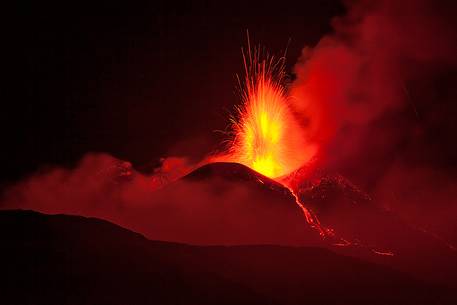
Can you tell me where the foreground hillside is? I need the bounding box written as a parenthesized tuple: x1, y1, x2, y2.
(0, 210, 454, 305)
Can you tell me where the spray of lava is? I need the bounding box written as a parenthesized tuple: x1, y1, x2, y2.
(228, 38, 315, 179)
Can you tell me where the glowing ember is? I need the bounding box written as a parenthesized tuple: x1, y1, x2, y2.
(228, 38, 315, 179)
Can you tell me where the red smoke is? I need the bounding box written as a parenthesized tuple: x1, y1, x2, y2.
(291, 0, 457, 164)
(287, 0, 457, 244)
(1, 153, 315, 246)
(1, 0, 457, 249)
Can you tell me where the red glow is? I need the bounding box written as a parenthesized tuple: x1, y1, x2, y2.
(217, 38, 339, 239)
(220, 40, 395, 253)
(226, 38, 316, 179)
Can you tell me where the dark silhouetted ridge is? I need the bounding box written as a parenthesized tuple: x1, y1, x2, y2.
(0, 209, 455, 305)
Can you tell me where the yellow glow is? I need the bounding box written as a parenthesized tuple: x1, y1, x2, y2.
(229, 47, 315, 179)
(233, 76, 289, 178)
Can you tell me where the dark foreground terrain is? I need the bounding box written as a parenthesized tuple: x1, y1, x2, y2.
(0, 210, 454, 305)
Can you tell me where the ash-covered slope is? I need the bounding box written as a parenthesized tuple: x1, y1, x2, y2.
(184, 162, 291, 195)
(181, 163, 457, 286)
(171, 162, 321, 246)
(1, 210, 453, 305)
(294, 173, 457, 287)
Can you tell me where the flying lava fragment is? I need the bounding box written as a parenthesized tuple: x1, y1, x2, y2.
(227, 37, 316, 179)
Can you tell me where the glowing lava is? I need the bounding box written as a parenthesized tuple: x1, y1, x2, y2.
(222, 40, 334, 239)
(228, 40, 315, 179)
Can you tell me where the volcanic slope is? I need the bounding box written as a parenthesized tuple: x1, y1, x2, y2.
(167, 161, 322, 246)
(181, 162, 457, 287)
(293, 172, 457, 287)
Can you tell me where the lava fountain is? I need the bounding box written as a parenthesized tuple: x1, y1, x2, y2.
(221, 38, 334, 237)
(228, 39, 316, 179)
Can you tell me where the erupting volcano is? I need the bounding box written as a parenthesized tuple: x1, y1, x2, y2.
(4, 1, 457, 303)
(218, 36, 332, 238)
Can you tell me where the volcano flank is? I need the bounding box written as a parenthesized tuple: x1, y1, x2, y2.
(181, 162, 457, 287)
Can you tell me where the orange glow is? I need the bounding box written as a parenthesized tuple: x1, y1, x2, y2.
(229, 42, 315, 179)
(224, 41, 338, 242)
(211, 40, 394, 254)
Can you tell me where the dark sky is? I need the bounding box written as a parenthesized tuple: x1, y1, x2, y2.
(4, 1, 344, 183)
(8, 1, 457, 187)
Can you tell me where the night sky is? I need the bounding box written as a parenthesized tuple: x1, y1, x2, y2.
(6, 1, 345, 184)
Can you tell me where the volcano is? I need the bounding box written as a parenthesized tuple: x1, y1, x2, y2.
(2, 157, 456, 290)
(8, 1, 457, 304)
(175, 162, 457, 287)
(184, 162, 295, 201)
(172, 161, 322, 246)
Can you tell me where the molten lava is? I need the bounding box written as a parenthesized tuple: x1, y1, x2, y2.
(223, 41, 332, 238)
(228, 42, 315, 179)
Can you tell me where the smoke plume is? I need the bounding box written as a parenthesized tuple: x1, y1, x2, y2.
(290, 0, 457, 243)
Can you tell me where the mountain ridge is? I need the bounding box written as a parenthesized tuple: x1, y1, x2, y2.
(1, 209, 454, 305)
